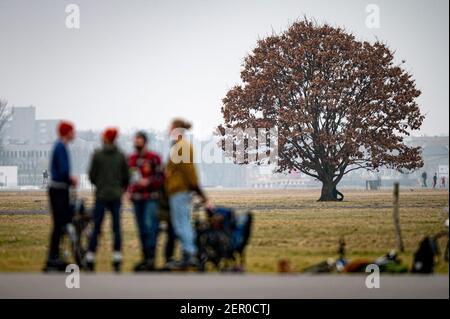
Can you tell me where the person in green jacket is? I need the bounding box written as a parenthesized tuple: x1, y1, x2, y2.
(85, 127, 129, 272)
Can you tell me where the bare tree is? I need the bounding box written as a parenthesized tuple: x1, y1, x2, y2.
(0, 98, 12, 140)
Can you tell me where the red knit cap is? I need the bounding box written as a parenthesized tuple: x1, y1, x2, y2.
(103, 127, 118, 143)
(58, 121, 75, 137)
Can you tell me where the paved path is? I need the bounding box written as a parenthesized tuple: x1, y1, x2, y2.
(0, 273, 448, 299)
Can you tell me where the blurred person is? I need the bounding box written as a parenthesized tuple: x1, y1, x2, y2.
(43, 121, 77, 272)
(157, 189, 177, 264)
(422, 171, 428, 188)
(128, 131, 164, 271)
(433, 173, 438, 189)
(164, 119, 208, 270)
(42, 169, 48, 187)
(85, 128, 129, 272)
(441, 176, 446, 189)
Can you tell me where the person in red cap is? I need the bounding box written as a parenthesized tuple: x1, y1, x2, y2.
(85, 127, 129, 272)
(44, 120, 77, 272)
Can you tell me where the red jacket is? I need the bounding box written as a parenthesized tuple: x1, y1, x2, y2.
(128, 150, 164, 201)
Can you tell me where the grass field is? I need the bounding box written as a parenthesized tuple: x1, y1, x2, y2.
(0, 188, 448, 273)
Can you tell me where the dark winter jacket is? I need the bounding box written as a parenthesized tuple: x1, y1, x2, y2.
(50, 140, 71, 186)
(88, 144, 130, 201)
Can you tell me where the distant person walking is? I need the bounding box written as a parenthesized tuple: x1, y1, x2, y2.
(164, 119, 208, 270)
(42, 169, 48, 187)
(433, 173, 438, 189)
(85, 128, 129, 272)
(128, 131, 164, 271)
(421, 171, 428, 188)
(441, 176, 447, 189)
(43, 121, 77, 272)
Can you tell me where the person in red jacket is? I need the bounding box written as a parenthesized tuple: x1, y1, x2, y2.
(128, 131, 164, 271)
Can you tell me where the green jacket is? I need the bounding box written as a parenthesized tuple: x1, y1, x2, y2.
(88, 144, 130, 201)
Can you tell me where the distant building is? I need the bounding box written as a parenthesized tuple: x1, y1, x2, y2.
(0, 106, 96, 186)
(341, 136, 449, 188)
(35, 119, 59, 144)
(1, 106, 58, 145)
(408, 136, 449, 175)
(2, 106, 35, 144)
(0, 166, 18, 187)
(0, 144, 52, 185)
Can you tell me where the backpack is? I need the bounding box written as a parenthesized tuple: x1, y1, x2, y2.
(206, 207, 253, 253)
(411, 236, 439, 273)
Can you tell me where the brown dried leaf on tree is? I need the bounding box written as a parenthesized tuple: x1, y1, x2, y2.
(219, 19, 424, 201)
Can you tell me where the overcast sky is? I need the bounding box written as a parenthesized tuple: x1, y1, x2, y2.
(0, 0, 448, 137)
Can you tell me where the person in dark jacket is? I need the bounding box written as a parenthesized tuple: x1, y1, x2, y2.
(85, 128, 129, 272)
(422, 171, 428, 188)
(128, 131, 165, 271)
(44, 121, 77, 272)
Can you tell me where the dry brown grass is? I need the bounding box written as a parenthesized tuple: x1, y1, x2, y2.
(0, 188, 448, 273)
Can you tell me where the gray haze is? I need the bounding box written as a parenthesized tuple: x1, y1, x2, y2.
(0, 0, 448, 137)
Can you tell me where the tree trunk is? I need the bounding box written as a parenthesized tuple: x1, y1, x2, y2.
(318, 179, 339, 202)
